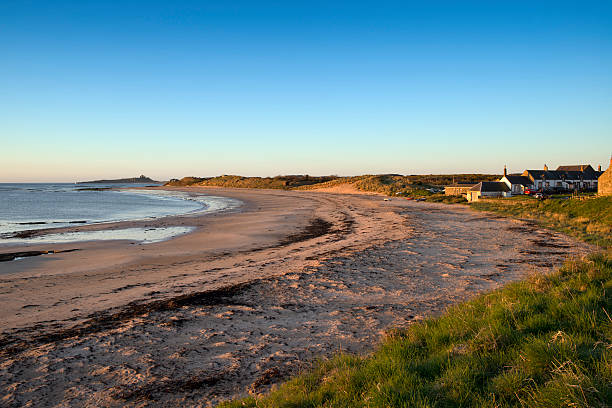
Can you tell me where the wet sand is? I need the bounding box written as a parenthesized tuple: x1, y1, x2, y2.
(0, 188, 593, 407)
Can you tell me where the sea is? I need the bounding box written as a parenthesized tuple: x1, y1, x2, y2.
(0, 183, 241, 245)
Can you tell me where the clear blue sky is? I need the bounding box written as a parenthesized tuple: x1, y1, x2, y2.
(1, 1, 611, 181)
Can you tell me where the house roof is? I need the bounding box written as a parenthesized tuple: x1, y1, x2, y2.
(563, 170, 587, 180)
(502, 175, 533, 186)
(556, 165, 592, 172)
(557, 165, 598, 179)
(470, 182, 510, 192)
(524, 169, 599, 181)
(524, 170, 564, 180)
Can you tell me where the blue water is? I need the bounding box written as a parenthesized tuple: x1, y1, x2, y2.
(0, 183, 241, 242)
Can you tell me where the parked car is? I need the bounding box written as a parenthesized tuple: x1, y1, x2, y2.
(524, 188, 535, 195)
(534, 193, 548, 200)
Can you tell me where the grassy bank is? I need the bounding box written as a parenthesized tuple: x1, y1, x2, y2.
(221, 252, 612, 408)
(470, 196, 612, 248)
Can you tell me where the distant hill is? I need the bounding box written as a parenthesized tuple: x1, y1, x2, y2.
(77, 175, 161, 184)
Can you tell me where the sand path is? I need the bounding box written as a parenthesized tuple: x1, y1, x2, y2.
(0, 188, 592, 407)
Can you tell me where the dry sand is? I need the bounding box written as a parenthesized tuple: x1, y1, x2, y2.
(0, 188, 593, 407)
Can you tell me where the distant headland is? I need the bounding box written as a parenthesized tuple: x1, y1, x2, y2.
(77, 175, 161, 184)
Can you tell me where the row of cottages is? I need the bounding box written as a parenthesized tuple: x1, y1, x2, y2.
(447, 161, 608, 202)
(500, 164, 604, 195)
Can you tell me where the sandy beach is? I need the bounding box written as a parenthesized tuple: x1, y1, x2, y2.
(0, 187, 593, 407)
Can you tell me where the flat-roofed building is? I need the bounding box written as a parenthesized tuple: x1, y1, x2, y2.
(444, 183, 475, 196)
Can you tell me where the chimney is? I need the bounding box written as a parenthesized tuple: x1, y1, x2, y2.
(503, 165, 507, 177)
(599, 164, 602, 172)
(543, 164, 548, 171)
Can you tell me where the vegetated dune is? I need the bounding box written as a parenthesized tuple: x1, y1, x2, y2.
(165, 173, 500, 196)
(165, 175, 337, 189)
(164, 176, 207, 186)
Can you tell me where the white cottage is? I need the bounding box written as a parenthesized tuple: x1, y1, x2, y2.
(499, 166, 533, 195)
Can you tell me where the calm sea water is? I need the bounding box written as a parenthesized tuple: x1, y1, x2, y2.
(0, 183, 241, 244)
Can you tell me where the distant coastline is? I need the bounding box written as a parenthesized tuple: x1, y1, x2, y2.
(76, 175, 162, 184)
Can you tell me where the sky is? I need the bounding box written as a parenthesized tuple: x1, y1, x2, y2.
(1, 1, 611, 182)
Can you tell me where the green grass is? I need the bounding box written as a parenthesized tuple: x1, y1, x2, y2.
(424, 194, 469, 204)
(469, 196, 612, 248)
(221, 252, 612, 408)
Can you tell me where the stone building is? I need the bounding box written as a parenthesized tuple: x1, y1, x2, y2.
(444, 183, 475, 196)
(598, 157, 612, 196)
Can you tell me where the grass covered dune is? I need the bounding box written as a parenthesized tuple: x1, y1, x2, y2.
(222, 252, 612, 407)
(165, 174, 499, 196)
